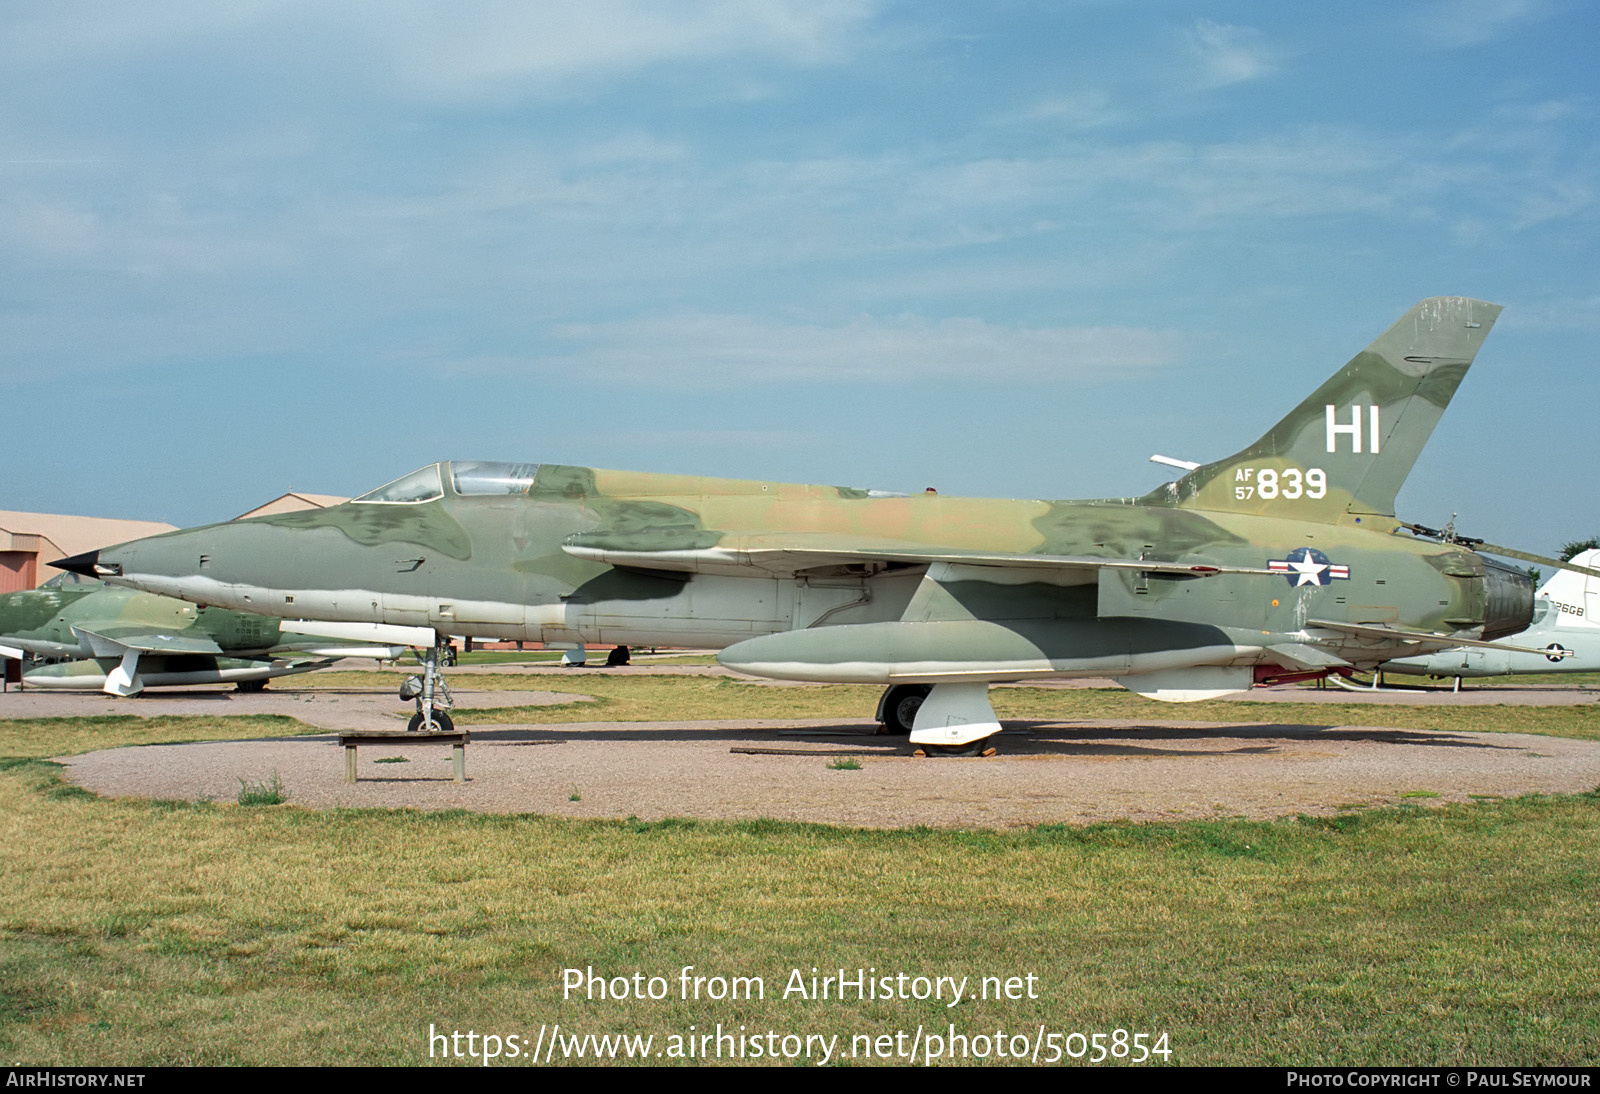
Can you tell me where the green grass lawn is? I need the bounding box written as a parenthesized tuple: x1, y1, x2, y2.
(2, 680, 1598, 1066)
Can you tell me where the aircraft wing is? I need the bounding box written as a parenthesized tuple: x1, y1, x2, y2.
(563, 530, 1275, 579)
(1306, 619, 1572, 658)
(71, 625, 225, 658)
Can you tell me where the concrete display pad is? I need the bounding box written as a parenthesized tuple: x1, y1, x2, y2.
(50, 709, 1600, 828)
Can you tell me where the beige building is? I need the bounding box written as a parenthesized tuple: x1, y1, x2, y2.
(233, 492, 349, 520)
(0, 511, 178, 594)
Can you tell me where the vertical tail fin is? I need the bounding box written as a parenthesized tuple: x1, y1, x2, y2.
(1147, 297, 1502, 524)
(1538, 548, 1600, 624)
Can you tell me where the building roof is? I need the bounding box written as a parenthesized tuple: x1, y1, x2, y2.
(233, 492, 350, 520)
(0, 510, 177, 561)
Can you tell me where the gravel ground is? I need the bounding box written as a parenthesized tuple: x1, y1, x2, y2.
(38, 684, 1600, 827)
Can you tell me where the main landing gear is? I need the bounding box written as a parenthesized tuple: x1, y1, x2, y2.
(877, 681, 1001, 756)
(400, 637, 455, 733)
(876, 683, 929, 735)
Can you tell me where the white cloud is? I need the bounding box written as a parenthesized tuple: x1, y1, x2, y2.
(494, 312, 1182, 385)
(1007, 91, 1124, 131)
(1183, 20, 1277, 89)
(387, 0, 875, 90)
(1413, 0, 1554, 48)
(0, 1, 878, 101)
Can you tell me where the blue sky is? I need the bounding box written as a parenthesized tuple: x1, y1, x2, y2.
(3, 1, 1596, 555)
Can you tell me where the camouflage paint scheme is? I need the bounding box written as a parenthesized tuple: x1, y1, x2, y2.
(65, 298, 1536, 746)
(0, 572, 402, 695)
(1381, 549, 1600, 679)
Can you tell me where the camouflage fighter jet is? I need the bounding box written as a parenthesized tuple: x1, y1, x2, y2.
(55, 297, 1588, 750)
(0, 572, 405, 696)
(1377, 548, 1600, 681)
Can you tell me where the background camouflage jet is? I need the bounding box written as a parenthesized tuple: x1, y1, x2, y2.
(60, 298, 1572, 750)
(1378, 548, 1600, 681)
(0, 572, 404, 696)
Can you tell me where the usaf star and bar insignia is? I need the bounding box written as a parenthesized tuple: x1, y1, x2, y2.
(1268, 547, 1351, 587)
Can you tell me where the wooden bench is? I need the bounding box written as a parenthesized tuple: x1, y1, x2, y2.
(339, 731, 468, 784)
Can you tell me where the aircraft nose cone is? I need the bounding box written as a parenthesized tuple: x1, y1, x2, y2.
(52, 550, 107, 578)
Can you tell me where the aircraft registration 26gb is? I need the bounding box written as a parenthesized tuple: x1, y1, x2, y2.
(58, 298, 1581, 753)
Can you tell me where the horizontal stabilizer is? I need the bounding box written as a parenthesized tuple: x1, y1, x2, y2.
(1307, 618, 1567, 657)
(1475, 542, 1600, 581)
(1400, 526, 1600, 581)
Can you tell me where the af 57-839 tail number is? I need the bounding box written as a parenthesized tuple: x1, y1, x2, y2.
(1234, 467, 1328, 502)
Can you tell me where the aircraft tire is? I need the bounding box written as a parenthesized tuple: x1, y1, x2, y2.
(879, 684, 931, 735)
(407, 711, 456, 734)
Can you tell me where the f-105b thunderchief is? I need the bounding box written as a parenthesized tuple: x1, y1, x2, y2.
(57, 298, 1587, 751)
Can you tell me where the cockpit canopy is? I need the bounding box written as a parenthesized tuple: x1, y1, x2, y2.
(353, 461, 540, 504)
(451, 461, 540, 496)
(38, 571, 96, 590)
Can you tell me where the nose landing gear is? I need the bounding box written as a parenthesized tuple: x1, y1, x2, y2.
(400, 637, 455, 732)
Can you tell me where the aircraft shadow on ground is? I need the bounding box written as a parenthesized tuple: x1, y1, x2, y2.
(39, 703, 1517, 763)
(445, 719, 1516, 759)
(998, 720, 1514, 756)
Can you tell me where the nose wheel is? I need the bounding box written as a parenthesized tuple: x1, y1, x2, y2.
(408, 709, 455, 734)
(400, 637, 455, 732)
